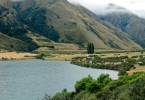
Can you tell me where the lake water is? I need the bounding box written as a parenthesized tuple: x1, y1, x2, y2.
(0, 60, 118, 100)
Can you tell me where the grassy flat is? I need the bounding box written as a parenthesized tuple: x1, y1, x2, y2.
(0, 52, 37, 60)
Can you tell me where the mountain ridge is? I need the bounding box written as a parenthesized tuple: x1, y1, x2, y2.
(0, 0, 142, 51)
(91, 3, 145, 47)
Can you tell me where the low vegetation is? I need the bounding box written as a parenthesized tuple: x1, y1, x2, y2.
(71, 54, 145, 76)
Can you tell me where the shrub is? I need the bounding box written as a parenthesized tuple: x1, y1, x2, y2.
(75, 75, 93, 92)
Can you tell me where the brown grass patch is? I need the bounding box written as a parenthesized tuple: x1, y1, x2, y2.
(0, 52, 37, 60)
(127, 65, 145, 75)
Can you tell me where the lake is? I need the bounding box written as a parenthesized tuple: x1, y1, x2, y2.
(0, 60, 118, 100)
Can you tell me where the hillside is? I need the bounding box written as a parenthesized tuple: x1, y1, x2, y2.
(0, 0, 142, 51)
(94, 4, 145, 47)
(0, 32, 30, 51)
(0, 1, 38, 51)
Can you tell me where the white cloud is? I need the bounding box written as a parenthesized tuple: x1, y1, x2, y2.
(68, 0, 145, 18)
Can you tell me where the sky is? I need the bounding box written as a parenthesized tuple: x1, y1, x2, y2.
(68, 0, 145, 18)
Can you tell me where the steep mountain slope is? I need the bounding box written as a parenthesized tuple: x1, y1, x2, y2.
(0, 1, 38, 51)
(94, 4, 145, 47)
(0, 32, 29, 51)
(0, 0, 142, 50)
(74, 4, 142, 50)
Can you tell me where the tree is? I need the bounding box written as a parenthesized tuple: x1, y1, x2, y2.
(87, 43, 94, 54)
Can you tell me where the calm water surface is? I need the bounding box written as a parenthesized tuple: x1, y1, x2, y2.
(0, 60, 118, 100)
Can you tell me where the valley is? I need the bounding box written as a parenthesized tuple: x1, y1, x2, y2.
(1, 0, 145, 100)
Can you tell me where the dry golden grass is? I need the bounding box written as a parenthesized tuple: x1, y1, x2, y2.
(127, 65, 145, 75)
(0, 52, 37, 60)
(97, 51, 145, 58)
(27, 32, 79, 51)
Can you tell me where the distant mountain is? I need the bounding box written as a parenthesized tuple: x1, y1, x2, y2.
(94, 3, 145, 47)
(0, 0, 142, 51)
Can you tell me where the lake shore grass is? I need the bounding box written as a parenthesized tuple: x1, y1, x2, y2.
(0, 52, 37, 60)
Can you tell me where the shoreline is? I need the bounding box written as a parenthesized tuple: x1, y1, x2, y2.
(1, 52, 145, 75)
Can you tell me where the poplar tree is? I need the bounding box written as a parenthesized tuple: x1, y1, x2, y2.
(87, 43, 94, 54)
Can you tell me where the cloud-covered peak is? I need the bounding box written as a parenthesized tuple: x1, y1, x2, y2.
(107, 3, 125, 10)
(68, 0, 145, 18)
(88, 3, 130, 15)
(99, 3, 130, 15)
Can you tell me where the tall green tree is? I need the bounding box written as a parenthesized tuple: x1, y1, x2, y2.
(87, 43, 94, 54)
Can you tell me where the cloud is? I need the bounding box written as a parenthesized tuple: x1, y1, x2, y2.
(68, 0, 145, 18)
(11, 0, 23, 1)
